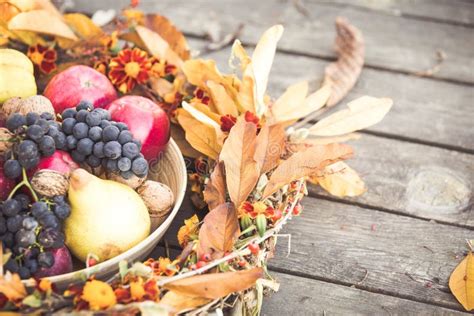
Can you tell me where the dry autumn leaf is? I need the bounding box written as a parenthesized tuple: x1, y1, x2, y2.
(63, 13, 104, 39)
(203, 161, 227, 210)
(0, 271, 27, 301)
(311, 161, 366, 197)
(135, 25, 183, 68)
(310, 96, 393, 137)
(164, 267, 263, 300)
(8, 9, 78, 40)
(160, 291, 211, 314)
(324, 17, 365, 107)
(449, 251, 474, 311)
(220, 119, 260, 207)
(169, 124, 201, 159)
(230, 39, 256, 114)
(197, 203, 239, 259)
(263, 143, 353, 198)
(207, 80, 239, 117)
(254, 123, 286, 174)
(270, 81, 308, 121)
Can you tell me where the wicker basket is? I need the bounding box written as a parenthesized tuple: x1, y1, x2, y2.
(22, 138, 187, 289)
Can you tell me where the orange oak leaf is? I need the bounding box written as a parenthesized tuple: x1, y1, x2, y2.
(324, 17, 364, 107)
(197, 203, 239, 259)
(449, 251, 474, 311)
(163, 268, 263, 299)
(263, 143, 353, 198)
(254, 123, 286, 175)
(220, 118, 259, 207)
(203, 161, 227, 210)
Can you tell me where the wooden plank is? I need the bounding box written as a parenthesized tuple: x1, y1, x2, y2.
(309, 0, 474, 27)
(202, 46, 474, 153)
(160, 197, 472, 310)
(72, 0, 474, 84)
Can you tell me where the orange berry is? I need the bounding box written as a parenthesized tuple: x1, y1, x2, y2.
(292, 203, 303, 216)
(87, 258, 97, 267)
(196, 260, 206, 269)
(201, 253, 211, 262)
(238, 260, 247, 267)
(248, 243, 259, 255)
(272, 209, 283, 221)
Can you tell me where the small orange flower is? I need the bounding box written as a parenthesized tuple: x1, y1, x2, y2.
(108, 48, 151, 93)
(81, 280, 116, 310)
(27, 44, 57, 74)
(150, 57, 178, 78)
(239, 201, 274, 219)
(244, 111, 260, 126)
(177, 214, 199, 247)
(130, 277, 146, 301)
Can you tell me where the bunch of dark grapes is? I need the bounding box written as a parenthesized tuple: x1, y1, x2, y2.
(3, 111, 65, 179)
(0, 194, 70, 279)
(59, 101, 149, 179)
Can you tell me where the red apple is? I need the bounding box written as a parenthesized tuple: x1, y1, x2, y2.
(106, 96, 170, 161)
(31, 151, 79, 176)
(34, 246, 73, 278)
(44, 65, 117, 114)
(0, 162, 16, 200)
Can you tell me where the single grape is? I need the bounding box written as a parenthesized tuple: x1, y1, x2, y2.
(117, 157, 131, 172)
(15, 229, 36, 247)
(132, 157, 148, 177)
(36, 118, 50, 134)
(71, 150, 86, 163)
(17, 140, 38, 159)
(72, 122, 89, 139)
(0, 216, 6, 234)
(40, 112, 54, 120)
(38, 251, 55, 268)
(120, 170, 134, 179)
(48, 120, 60, 129)
(23, 247, 39, 260)
(53, 132, 67, 150)
(2, 199, 21, 217)
(4, 258, 19, 273)
(102, 125, 120, 142)
(38, 228, 64, 248)
(14, 193, 30, 210)
(18, 155, 40, 170)
(3, 159, 22, 179)
(6, 113, 26, 132)
(53, 203, 71, 220)
(38, 213, 60, 229)
(66, 135, 78, 150)
(76, 110, 89, 122)
(132, 139, 142, 151)
(105, 158, 118, 172)
(93, 142, 105, 158)
(26, 112, 40, 126)
(0, 231, 14, 248)
(114, 122, 128, 131)
(86, 110, 102, 126)
(95, 108, 111, 121)
(39, 135, 56, 156)
(99, 120, 112, 129)
(122, 142, 140, 159)
(18, 266, 31, 279)
(62, 118, 76, 135)
(26, 124, 45, 143)
(88, 126, 102, 142)
(62, 108, 77, 120)
(24, 259, 38, 274)
(104, 141, 121, 159)
(77, 138, 94, 156)
(52, 195, 66, 205)
(22, 216, 38, 230)
(6, 215, 23, 232)
(47, 126, 60, 138)
(86, 155, 101, 168)
(76, 100, 94, 111)
(31, 202, 48, 218)
(118, 130, 133, 145)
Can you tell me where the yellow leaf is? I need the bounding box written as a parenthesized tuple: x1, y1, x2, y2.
(176, 109, 221, 160)
(310, 96, 393, 136)
(183, 59, 224, 88)
(63, 13, 103, 39)
(207, 80, 238, 116)
(230, 40, 256, 114)
(252, 25, 284, 116)
(170, 124, 201, 159)
(312, 161, 366, 197)
(270, 81, 308, 122)
(160, 291, 211, 313)
(182, 101, 220, 129)
(450, 251, 474, 311)
(0, 271, 27, 301)
(135, 25, 183, 68)
(8, 9, 78, 40)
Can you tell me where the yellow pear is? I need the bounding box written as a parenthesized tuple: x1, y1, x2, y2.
(0, 49, 36, 103)
(65, 169, 150, 262)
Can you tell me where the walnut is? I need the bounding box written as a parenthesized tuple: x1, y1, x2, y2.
(31, 170, 69, 197)
(106, 171, 146, 190)
(137, 180, 174, 231)
(0, 128, 14, 156)
(0, 95, 55, 122)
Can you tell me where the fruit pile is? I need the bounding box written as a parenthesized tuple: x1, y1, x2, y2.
(0, 51, 174, 280)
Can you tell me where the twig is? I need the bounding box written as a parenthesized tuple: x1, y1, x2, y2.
(274, 234, 292, 258)
(413, 50, 446, 78)
(356, 268, 368, 285)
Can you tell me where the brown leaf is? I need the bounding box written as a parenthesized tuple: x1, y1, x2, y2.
(144, 14, 190, 61)
(254, 123, 286, 175)
(263, 143, 353, 198)
(449, 251, 474, 311)
(203, 161, 227, 210)
(197, 203, 239, 259)
(164, 268, 263, 299)
(324, 17, 364, 107)
(160, 291, 211, 314)
(135, 25, 183, 68)
(220, 118, 259, 207)
(311, 161, 366, 197)
(8, 10, 78, 40)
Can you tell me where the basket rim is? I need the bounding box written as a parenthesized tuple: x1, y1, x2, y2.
(21, 138, 188, 287)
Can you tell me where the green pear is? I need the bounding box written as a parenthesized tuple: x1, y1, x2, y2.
(65, 169, 150, 262)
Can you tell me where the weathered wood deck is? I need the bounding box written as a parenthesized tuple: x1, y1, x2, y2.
(75, 1, 474, 314)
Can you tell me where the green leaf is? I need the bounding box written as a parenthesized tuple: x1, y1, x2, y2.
(119, 260, 128, 281)
(22, 294, 41, 308)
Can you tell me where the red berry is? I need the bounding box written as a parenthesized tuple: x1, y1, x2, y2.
(189, 264, 197, 271)
(201, 253, 212, 262)
(196, 260, 206, 269)
(87, 258, 97, 267)
(292, 203, 303, 216)
(238, 260, 247, 267)
(272, 209, 283, 221)
(248, 243, 260, 255)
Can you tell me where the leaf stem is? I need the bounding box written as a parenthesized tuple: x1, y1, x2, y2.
(7, 168, 38, 202)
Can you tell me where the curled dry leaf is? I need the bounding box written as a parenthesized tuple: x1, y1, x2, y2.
(324, 17, 364, 107)
(207, 80, 239, 117)
(170, 123, 201, 159)
(230, 40, 256, 114)
(0, 271, 27, 301)
(203, 161, 227, 211)
(63, 13, 104, 40)
(159, 291, 211, 314)
(449, 251, 474, 311)
(270, 81, 308, 122)
(164, 267, 263, 300)
(254, 123, 286, 175)
(310, 96, 393, 137)
(311, 161, 366, 197)
(263, 143, 353, 198)
(8, 10, 78, 40)
(135, 25, 183, 68)
(197, 203, 239, 259)
(220, 118, 259, 207)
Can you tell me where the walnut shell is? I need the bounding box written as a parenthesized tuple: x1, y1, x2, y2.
(31, 170, 69, 197)
(107, 171, 146, 190)
(0, 128, 14, 156)
(0, 95, 55, 123)
(137, 180, 174, 217)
